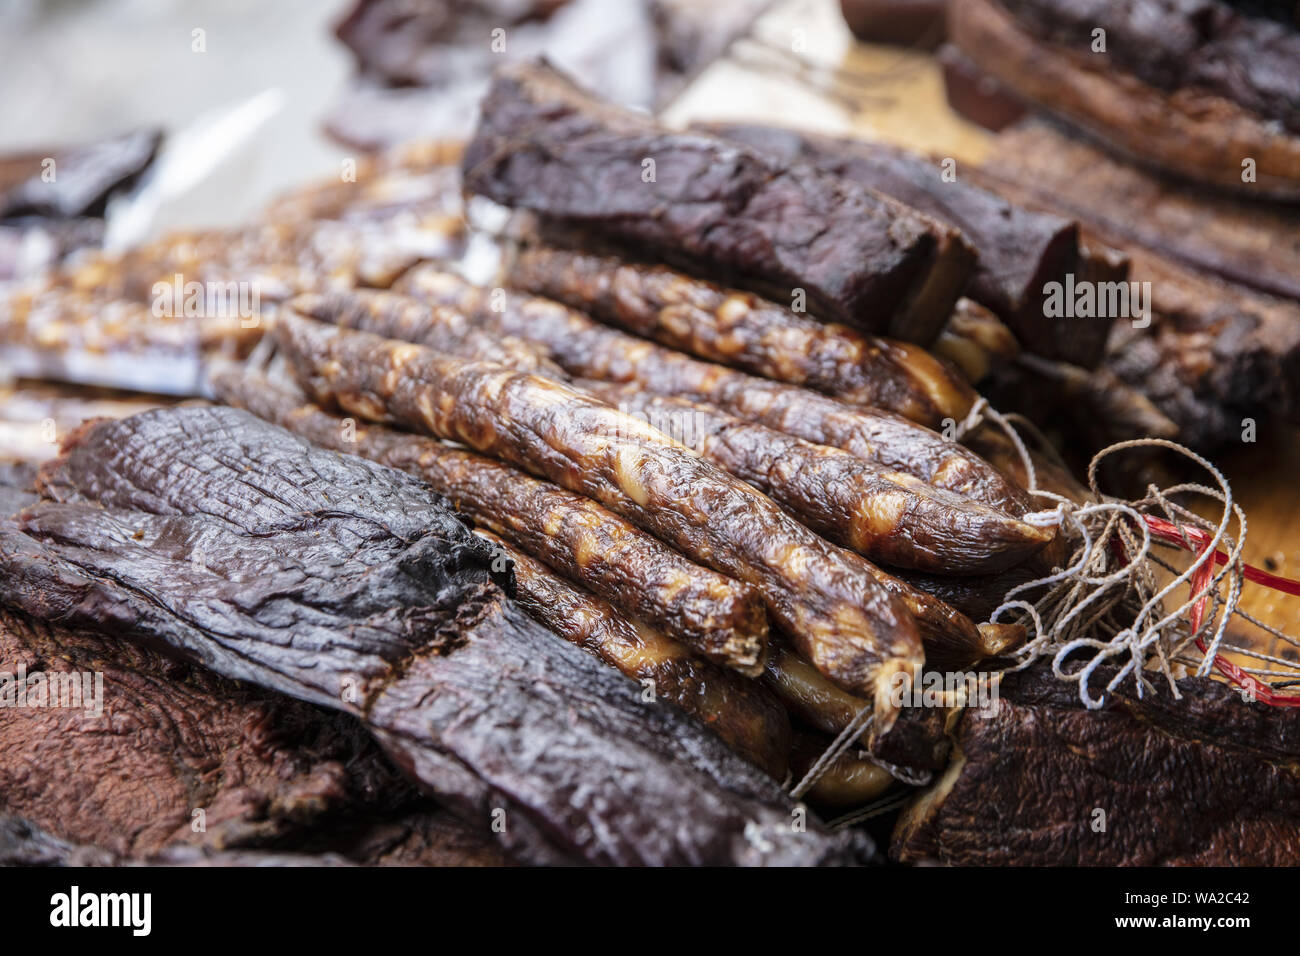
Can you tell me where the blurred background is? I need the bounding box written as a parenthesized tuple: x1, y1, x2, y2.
(0, 0, 354, 232)
(0, 0, 966, 245)
(0, 0, 777, 239)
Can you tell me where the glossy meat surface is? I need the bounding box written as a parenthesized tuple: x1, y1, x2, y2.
(699, 123, 1112, 367)
(583, 381, 1052, 575)
(274, 313, 924, 727)
(462, 59, 971, 341)
(396, 268, 1029, 514)
(0, 406, 861, 865)
(292, 289, 566, 380)
(475, 531, 791, 779)
(210, 367, 771, 675)
(511, 243, 976, 425)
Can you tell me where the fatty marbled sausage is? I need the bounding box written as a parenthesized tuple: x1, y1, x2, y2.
(474, 530, 791, 779)
(273, 313, 924, 732)
(394, 268, 1029, 514)
(210, 367, 771, 675)
(511, 244, 975, 427)
(580, 380, 1053, 574)
(291, 289, 567, 380)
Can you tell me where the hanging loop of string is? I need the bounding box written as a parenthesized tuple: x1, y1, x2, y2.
(960, 403, 1300, 709)
(791, 401, 1300, 804)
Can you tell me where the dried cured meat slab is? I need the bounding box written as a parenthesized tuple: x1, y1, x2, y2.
(0, 406, 860, 866)
(697, 122, 1116, 368)
(462, 59, 974, 343)
(894, 662, 1300, 865)
(209, 365, 771, 675)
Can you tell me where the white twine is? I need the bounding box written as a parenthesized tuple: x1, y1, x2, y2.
(789, 707, 876, 800)
(795, 399, 1295, 807)
(960, 404, 1272, 710)
(787, 703, 932, 803)
(825, 790, 916, 831)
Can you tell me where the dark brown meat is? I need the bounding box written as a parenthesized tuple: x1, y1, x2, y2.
(963, 426, 1092, 518)
(980, 121, 1300, 304)
(210, 367, 771, 675)
(936, 44, 1028, 132)
(839, 0, 946, 47)
(288, 288, 1040, 586)
(967, 127, 1300, 442)
(335, 0, 572, 87)
(1, 406, 860, 866)
(931, 297, 1020, 384)
(698, 121, 1116, 367)
(273, 313, 924, 729)
(510, 243, 976, 426)
(765, 644, 954, 773)
(790, 733, 895, 808)
(395, 269, 1030, 514)
(0, 813, 355, 867)
(996, 0, 1300, 132)
(579, 382, 1028, 672)
(0, 129, 161, 221)
(950, 0, 1300, 198)
(984, 355, 1181, 453)
(252, 341, 1001, 675)
(0, 607, 418, 859)
(581, 381, 1052, 575)
(895, 564, 1046, 624)
(893, 661, 1300, 865)
(0, 805, 512, 867)
(280, 290, 1027, 670)
(1104, 266, 1300, 445)
(306, 810, 516, 867)
(474, 531, 791, 778)
(461, 59, 974, 343)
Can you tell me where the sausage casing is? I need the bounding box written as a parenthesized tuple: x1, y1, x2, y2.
(475, 531, 792, 779)
(210, 367, 771, 675)
(511, 244, 975, 427)
(395, 268, 1029, 515)
(273, 313, 925, 732)
(581, 381, 1053, 575)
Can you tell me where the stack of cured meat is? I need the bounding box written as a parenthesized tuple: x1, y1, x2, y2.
(3, 47, 1299, 866)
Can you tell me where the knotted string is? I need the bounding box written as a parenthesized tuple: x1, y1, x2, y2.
(793, 399, 1298, 805)
(957, 404, 1293, 709)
